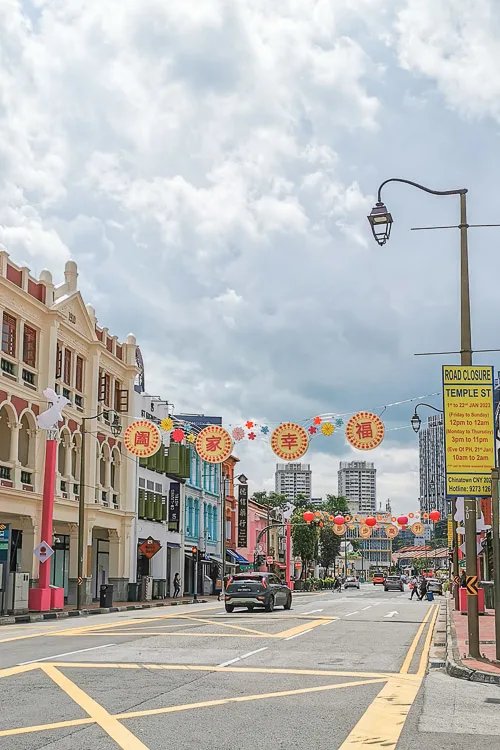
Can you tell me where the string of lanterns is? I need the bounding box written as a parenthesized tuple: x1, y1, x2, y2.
(301, 509, 442, 539)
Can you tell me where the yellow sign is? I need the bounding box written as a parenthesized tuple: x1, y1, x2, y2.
(442, 365, 495, 496)
(447, 513, 453, 546)
(466, 575, 478, 596)
(124, 420, 162, 457)
(270, 423, 309, 461)
(345, 412, 384, 451)
(195, 425, 233, 464)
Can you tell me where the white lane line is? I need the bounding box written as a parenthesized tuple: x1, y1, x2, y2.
(302, 609, 324, 615)
(384, 611, 399, 618)
(18, 643, 115, 666)
(371, 602, 381, 606)
(361, 606, 372, 611)
(345, 612, 358, 617)
(217, 647, 268, 667)
(284, 628, 314, 641)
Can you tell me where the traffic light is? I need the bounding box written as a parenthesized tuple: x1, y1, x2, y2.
(191, 546, 198, 557)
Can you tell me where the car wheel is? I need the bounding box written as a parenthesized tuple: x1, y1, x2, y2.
(225, 604, 234, 613)
(284, 594, 292, 610)
(264, 596, 275, 613)
(384, 587, 388, 592)
(247, 606, 254, 611)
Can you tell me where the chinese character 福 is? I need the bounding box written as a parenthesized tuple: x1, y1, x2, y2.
(356, 422, 373, 439)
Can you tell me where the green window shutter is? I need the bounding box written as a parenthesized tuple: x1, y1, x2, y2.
(179, 446, 190, 478)
(154, 495, 162, 521)
(138, 489, 146, 518)
(145, 492, 154, 518)
(167, 444, 180, 475)
(139, 457, 147, 468)
(162, 498, 168, 521)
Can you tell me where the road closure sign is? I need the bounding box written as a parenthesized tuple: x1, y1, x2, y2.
(442, 365, 495, 496)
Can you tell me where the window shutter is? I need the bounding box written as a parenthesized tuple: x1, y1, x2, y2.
(117, 389, 129, 413)
(98, 372, 107, 402)
(56, 344, 62, 379)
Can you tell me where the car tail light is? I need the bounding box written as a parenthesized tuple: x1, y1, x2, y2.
(261, 578, 267, 588)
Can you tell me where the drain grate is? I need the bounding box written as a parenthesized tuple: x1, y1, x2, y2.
(485, 698, 500, 704)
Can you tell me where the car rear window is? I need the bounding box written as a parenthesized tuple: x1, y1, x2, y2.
(232, 575, 261, 583)
(387, 577, 400, 581)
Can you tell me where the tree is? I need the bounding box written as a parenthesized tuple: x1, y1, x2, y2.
(292, 492, 310, 510)
(433, 519, 448, 540)
(322, 494, 350, 515)
(319, 525, 340, 576)
(291, 508, 318, 578)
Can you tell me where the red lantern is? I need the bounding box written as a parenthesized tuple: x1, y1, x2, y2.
(429, 510, 441, 523)
(397, 515, 408, 530)
(366, 516, 377, 527)
(334, 515, 345, 525)
(303, 511, 314, 524)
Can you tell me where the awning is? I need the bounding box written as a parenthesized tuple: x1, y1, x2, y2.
(167, 542, 180, 548)
(226, 549, 250, 564)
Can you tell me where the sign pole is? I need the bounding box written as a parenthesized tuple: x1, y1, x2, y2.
(285, 521, 291, 588)
(491, 466, 500, 661)
(76, 419, 86, 611)
(193, 553, 198, 603)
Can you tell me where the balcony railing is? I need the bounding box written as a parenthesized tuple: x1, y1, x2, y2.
(21, 471, 32, 485)
(0, 466, 11, 480)
(60, 480, 67, 493)
(0, 359, 15, 377)
(22, 369, 36, 386)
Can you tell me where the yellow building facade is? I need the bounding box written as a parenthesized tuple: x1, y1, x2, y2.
(0, 250, 138, 605)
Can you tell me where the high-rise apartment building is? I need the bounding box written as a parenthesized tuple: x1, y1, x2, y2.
(419, 414, 446, 517)
(275, 463, 312, 503)
(337, 461, 376, 514)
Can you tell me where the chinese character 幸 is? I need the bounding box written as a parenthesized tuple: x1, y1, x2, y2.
(281, 432, 298, 449)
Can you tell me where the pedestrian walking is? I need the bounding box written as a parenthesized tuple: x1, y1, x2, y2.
(418, 576, 428, 601)
(173, 572, 181, 598)
(409, 576, 419, 600)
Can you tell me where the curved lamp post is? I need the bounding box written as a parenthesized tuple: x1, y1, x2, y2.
(76, 410, 121, 610)
(410, 403, 444, 434)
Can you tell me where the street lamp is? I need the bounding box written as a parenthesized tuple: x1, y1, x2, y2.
(410, 403, 444, 434)
(76, 409, 122, 610)
(367, 202, 393, 245)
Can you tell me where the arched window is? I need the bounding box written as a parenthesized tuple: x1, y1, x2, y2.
(186, 497, 194, 537)
(111, 448, 121, 492)
(72, 433, 81, 482)
(194, 500, 200, 538)
(58, 428, 71, 476)
(100, 443, 110, 487)
(213, 506, 218, 542)
(207, 505, 213, 541)
(0, 404, 14, 464)
(18, 411, 36, 468)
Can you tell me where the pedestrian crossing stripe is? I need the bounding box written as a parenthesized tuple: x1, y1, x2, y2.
(466, 575, 478, 595)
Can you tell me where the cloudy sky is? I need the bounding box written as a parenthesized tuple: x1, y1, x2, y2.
(2, 0, 500, 512)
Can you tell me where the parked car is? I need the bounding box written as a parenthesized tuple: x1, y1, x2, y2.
(344, 576, 360, 590)
(384, 575, 404, 592)
(426, 578, 443, 595)
(373, 572, 385, 585)
(224, 573, 292, 612)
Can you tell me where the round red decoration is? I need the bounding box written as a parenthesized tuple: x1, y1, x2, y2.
(313, 416, 322, 425)
(429, 510, 441, 523)
(171, 428, 185, 443)
(334, 515, 345, 525)
(308, 426, 317, 434)
(365, 516, 377, 527)
(303, 511, 314, 524)
(248, 432, 256, 440)
(345, 411, 385, 450)
(397, 515, 409, 530)
(245, 421, 254, 429)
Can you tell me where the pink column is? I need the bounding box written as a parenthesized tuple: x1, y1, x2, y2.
(28, 438, 61, 611)
(286, 521, 292, 589)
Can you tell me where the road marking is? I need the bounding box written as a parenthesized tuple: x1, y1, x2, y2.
(345, 612, 358, 617)
(41, 664, 148, 749)
(277, 617, 334, 639)
(18, 643, 115, 665)
(57, 630, 273, 638)
(338, 606, 438, 749)
(361, 606, 371, 610)
(372, 602, 381, 606)
(218, 647, 268, 667)
(302, 609, 324, 614)
(181, 616, 267, 636)
(0, 677, 388, 739)
(384, 611, 399, 618)
(399, 606, 433, 675)
(284, 628, 314, 641)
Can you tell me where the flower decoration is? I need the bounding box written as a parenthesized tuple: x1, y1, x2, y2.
(187, 434, 196, 443)
(321, 422, 335, 436)
(308, 426, 317, 435)
(313, 416, 322, 425)
(232, 427, 245, 441)
(160, 417, 174, 432)
(171, 428, 185, 443)
(248, 432, 256, 440)
(260, 425, 269, 434)
(335, 418, 344, 428)
(245, 421, 254, 429)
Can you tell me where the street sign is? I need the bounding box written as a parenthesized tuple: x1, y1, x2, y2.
(138, 537, 161, 560)
(266, 556, 273, 564)
(33, 541, 54, 563)
(466, 575, 478, 596)
(454, 575, 459, 585)
(442, 365, 495, 496)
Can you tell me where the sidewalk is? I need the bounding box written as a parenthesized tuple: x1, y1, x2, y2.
(0, 595, 216, 626)
(447, 598, 500, 684)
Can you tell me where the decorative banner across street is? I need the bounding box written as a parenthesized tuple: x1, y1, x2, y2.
(442, 365, 495, 496)
(237, 483, 248, 548)
(385, 525, 398, 539)
(358, 524, 372, 539)
(333, 524, 346, 535)
(195, 425, 233, 464)
(271, 422, 309, 461)
(410, 522, 424, 536)
(124, 420, 161, 457)
(345, 412, 385, 451)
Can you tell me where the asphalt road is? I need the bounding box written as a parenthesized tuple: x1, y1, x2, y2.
(0, 584, 498, 749)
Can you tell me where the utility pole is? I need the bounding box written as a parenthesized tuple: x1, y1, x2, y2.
(491, 466, 500, 661)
